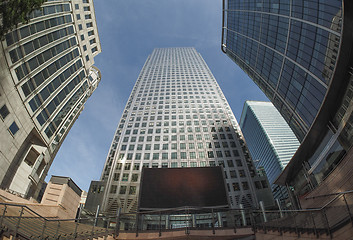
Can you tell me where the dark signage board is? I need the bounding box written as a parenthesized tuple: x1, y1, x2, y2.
(139, 167, 229, 210)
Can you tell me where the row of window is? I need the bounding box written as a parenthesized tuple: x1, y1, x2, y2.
(114, 159, 243, 172)
(9, 23, 74, 63)
(37, 70, 85, 126)
(45, 81, 88, 138)
(21, 48, 80, 97)
(124, 126, 232, 134)
(120, 141, 240, 151)
(25, 37, 77, 75)
(115, 149, 240, 161)
(5, 5, 71, 46)
(0, 105, 19, 136)
(29, 59, 83, 113)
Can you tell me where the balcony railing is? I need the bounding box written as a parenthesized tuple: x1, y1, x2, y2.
(1, 190, 353, 239)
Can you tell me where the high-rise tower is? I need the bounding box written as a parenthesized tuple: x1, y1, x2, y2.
(239, 101, 300, 201)
(0, 0, 101, 199)
(88, 48, 272, 214)
(222, 1, 353, 206)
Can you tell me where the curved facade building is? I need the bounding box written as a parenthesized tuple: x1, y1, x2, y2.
(222, 0, 353, 206)
(0, 0, 101, 199)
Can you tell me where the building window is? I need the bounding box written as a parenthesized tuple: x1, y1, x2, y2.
(131, 174, 138, 181)
(0, 105, 10, 120)
(233, 183, 240, 191)
(124, 163, 131, 170)
(119, 186, 127, 194)
(9, 121, 19, 135)
(113, 173, 120, 181)
(24, 147, 39, 167)
(242, 182, 249, 190)
(133, 163, 140, 170)
(75, 4, 79, 9)
(110, 185, 117, 194)
(78, 24, 82, 30)
(122, 173, 129, 181)
(134, 153, 141, 160)
(129, 186, 136, 195)
(76, 14, 81, 20)
(190, 162, 197, 167)
(83, 45, 87, 51)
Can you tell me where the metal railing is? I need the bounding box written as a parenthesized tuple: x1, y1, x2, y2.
(252, 190, 353, 238)
(2, 191, 353, 239)
(116, 206, 254, 237)
(0, 202, 116, 239)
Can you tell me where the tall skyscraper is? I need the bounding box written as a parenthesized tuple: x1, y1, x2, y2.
(0, 0, 101, 199)
(239, 101, 300, 201)
(222, 1, 353, 206)
(87, 48, 272, 214)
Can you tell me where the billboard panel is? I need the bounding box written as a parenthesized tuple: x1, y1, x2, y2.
(139, 167, 229, 210)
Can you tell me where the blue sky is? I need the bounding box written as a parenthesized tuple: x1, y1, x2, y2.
(46, 0, 268, 191)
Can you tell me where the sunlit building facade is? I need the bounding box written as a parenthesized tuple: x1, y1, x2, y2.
(222, 1, 353, 207)
(90, 48, 272, 215)
(0, 0, 101, 199)
(239, 101, 299, 201)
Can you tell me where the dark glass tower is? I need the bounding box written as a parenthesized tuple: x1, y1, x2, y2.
(222, 1, 353, 207)
(222, 0, 342, 141)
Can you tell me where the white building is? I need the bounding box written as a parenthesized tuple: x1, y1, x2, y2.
(240, 101, 300, 201)
(0, 0, 101, 199)
(88, 48, 272, 214)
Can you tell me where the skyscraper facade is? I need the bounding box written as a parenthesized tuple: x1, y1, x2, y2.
(222, 0, 343, 141)
(222, 1, 353, 205)
(239, 101, 299, 201)
(93, 48, 271, 214)
(0, 0, 101, 199)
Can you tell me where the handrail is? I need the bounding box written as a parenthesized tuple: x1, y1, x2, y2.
(120, 206, 234, 216)
(305, 189, 353, 200)
(252, 190, 353, 216)
(0, 202, 48, 220)
(0, 202, 115, 222)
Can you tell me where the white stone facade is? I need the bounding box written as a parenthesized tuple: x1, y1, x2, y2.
(99, 48, 266, 214)
(0, 0, 101, 199)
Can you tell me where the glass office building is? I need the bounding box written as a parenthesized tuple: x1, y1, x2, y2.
(222, 0, 353, 206)
(239, 101, 299, 201)
(222, 0, 342, 141)
(87, 48, 273, 214)
(0, 0, 101, 199)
